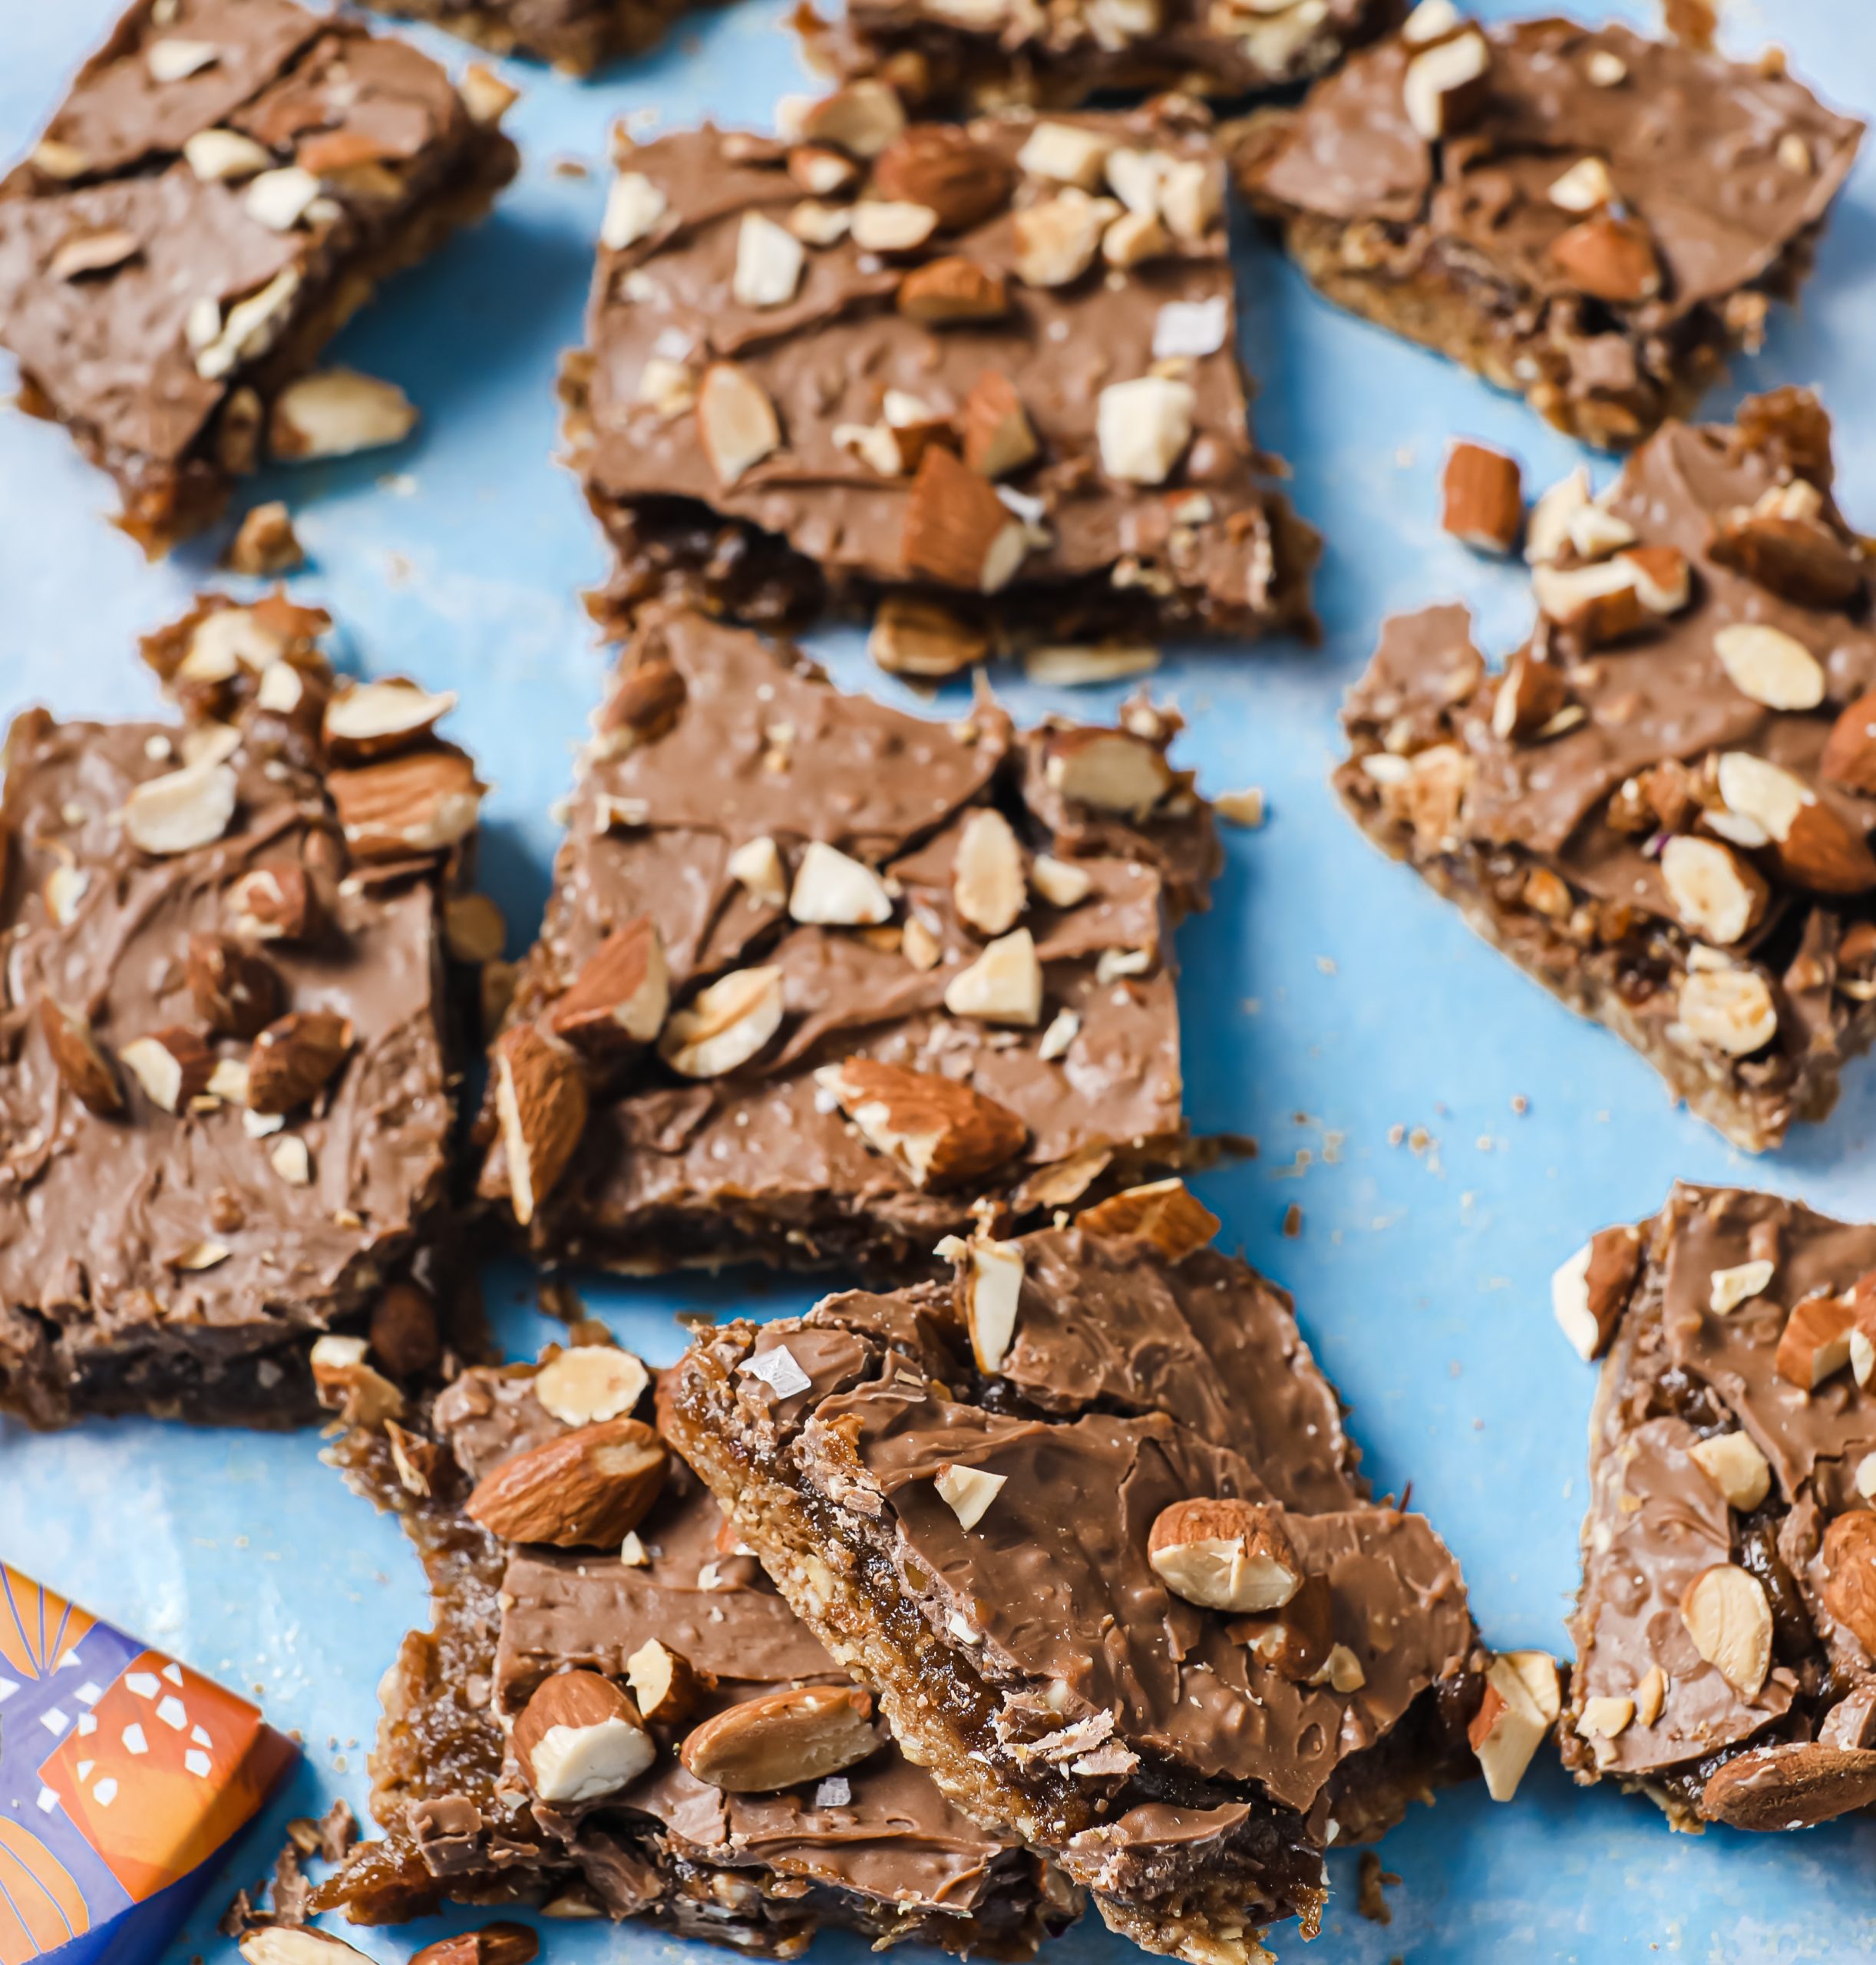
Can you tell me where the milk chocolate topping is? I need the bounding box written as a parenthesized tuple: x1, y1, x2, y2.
(0, 595, 481, 1427)
(356, 0, 685, 75)
(573, 106, 1314, 642)
(486, 606, 1219, 1276)
(0, 0, 514, 547)
(1567, 1185, 1876, 1823)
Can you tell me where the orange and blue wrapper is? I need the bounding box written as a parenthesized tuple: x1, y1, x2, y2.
(0, 1563, 297, 1963)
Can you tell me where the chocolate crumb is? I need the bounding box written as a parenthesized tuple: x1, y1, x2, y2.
(1356, 1850, 1399, 1926)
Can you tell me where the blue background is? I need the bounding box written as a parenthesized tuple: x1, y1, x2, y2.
(3, 1, 1874, 1957)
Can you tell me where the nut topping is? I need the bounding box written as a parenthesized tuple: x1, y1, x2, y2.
(120, 1028, 215, 1114)
(188, 933, 282, 1038)
(1402, 28, 1491, 140)
(871, 127, 1012, 230)
(1821, 691, 1876, 795)
(1820, 1511, 1876, 1657)
(122, 757, 238, 856)
(897, 257, 1008, 323)
(962, 373, 1039, 481)
(1680, 1563, 1772, 1697)
(270, 369, 418, 461)
(1490, 651, 1567, 741)
(817, 1057, 1027, 1190)
(409, 1924, 540, 1965)
(1148, 1499, 1301, 1613)
(230, 862, 319, 942)
(953, 807, 1027, 936)
(626, 1638, 702, 1726)
(514, 1669, 656, 1804)
(1551, 1224, 1641, 1361)
(962, 1234, 1025, 1372)
(309, 1333, 405, 1432)
(1713, 623, 1825, 711)
(934, 1461, 1007, 1529)
(247, 1010, 353, 1115)
(1547, 214, 1660, 303)
(902, 447, 1028, 593)
(1234, 1570, 1335, 1683)
(239, 1930, 379, 1964)
(467, 1417, 667, 1547)
(679, 1686, 877, 1793)
(1078, 1179, 1222, 1260)
(696, 363, 781, 485)
(726, 835, 789, 907)
(1468, 1651, 1561, 1802)
(1687, 1431, 1772, 1512)
(1660, 837, 1768, 946)
(943, 926, 1043, 1025)
(1044, 728, 1173, 815)
(549, 919, 670, 1054)
(494, 1025, 589, 1224)
(324, 679, 457, 760)
(1676, 966, 1777, 1058)
(534, 1345, 650, 1427)
(1710, 504, 1864, 608)
(369, 1280, 441, 1380)
(732, 212, 805, 309)
(789, 841, 895, 926)
(1441, 441, 1523, 554)
(659, 966, 786, 1078)
(38, 999, 122, 1115)
(1701, 1741, 1876, 1832)
(1097, 376, 1193, 486)
(1774, 1293, 1858, 1391)
(328, 748, 484, 860)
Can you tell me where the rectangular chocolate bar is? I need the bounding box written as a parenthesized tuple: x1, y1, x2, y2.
(564, 98, 1316, 663)
(0, 593, 489, 1427)
(800, 0, 1404, 116)
(0, 1560, 298, 1963)
(1234, 13, 1861, 449)
(1554, 1184, 1876, 1832)
(477, 603, 1219, 1276)
(1336, 389, 1876, 1153)
(319, 1345, 1076, 1953)
(356, 0, 692, 74)
(0, 0, 517, 553)
(667, 1198, 1491, 1963)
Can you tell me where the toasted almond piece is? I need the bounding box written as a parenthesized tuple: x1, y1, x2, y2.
(1681, 1563, 1772, 1696)
(626, 1638, 701, 1726)
(1820, 1511, 1876, 1656)
(239, 1928, 381, 1964)
(897, 256, 1008, 323)
(536, 1345, 650, 1428)
(927, 1460, 1003, 1528)
(328, 748, 484, 860)
(962, 373, 1038, 481)
(1702, 1739, 1876, 1831)
(946, 1234, 1025, 1372)
(1717, 751, 1876, 893)
(410, 1926, 537, 1965)
(444, 891, 506, 966)
(38, 999, 122, 1115)
(1102, 206, 1170, 269)
(953, 808, 1026, 936)
(788, 198, 850, 247)
(725, 835, 788, 908)
(1016, 121, 1114, 188)
(324, 678, 456, 760)
(873, 126, 1012, 229)
(902, 447, 1027, 593)
(1468, 1651, 1561, 1802)
(850, 199, 940, 253)
(1548, 213, 1660, 302)
(1403, 28, 1491, 139)
(1710, 507, 1864, 608)
(1633, 1663, 1667, 1728)
(223, 498, 302, 575)
(1097, 375, 1193, 485)
(121, 1027, 215, 1114)
(1713, 622, 1825, 711)
(183, 127, 271, 180)
(682, 1685, 876, 1792)
(514, 1669, 655, 1803)
(594, 656, 687, 755)
(1045, 728, 1172, 814)
(469, 1416, 666, 1547)
(1023, 644, 1161, 688)
(1531, 558, 1645, 642)
(550, 919, 669, 1053)
(44, 863, 90, 927)
(868, 596, 988, 677)
(368, 1280, 441, 1380)
(309, 1333, 405, 1430)
(1677, 966, 1777, 1057)
(696, 363, 781, 486)
(798, 81, 905, 160)
(1548, 154, 1614, 212)
(943, 926, 1042, 1025)
(187, 933, 281, 1038)
(789, 144, 859, 196)
(1401, 0, 1461, 41)
(494, 1024, 588, 1224)
(1551, 1224, 1642, 1360)
(1709, 1257, 1775, 1316)
(659, 966, 785, 1078)
(1491, 650, 1567, 741)
(1078, 1178, 1220, 1260)
(1775, 1293, 1858, 1391)
(1524, 466, 1592, 565)
(1231, 1566, 1334, 1682)
(1149, 1499, 1300, 1613)
(1029, 854, 1092, 908)
(244, 163, 319, 230)
(601, 170, 668, 249)
(1577, 1694, 1634, 1741)
(1013, 190, 1115, 287)
(1313, 1643, 1367, 1691)
(816, 1057, 1027, 1190)
(123, 757, 238, 855)
(49, 225, 140, 281)
(1660, 836, 1769, 946)
(1441, 441, 1523, 554)
(270, 369, 417, 461)
(1821, 692, 1876, 795)
(789, 840, 895, 926)
(733, 211, 806, 308)
(1689, 1431, 1773, 1511)
(1620, 543, 1691, 615)
(248, 1009, 352, 1115)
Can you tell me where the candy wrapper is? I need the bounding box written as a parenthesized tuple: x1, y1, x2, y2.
(0, 1563, 297, 1963)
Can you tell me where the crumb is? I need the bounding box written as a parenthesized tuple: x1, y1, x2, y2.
(1387, 1123, 1405, 1147)
(223, 500, 302, 575)
(1316, 955, 1336, 975)
(1511, 1094, 1529, 1115)
(553, 156, 591, 177)
(1282, 1202, 1302, 1238)
(1356, 1851, 1399, 1926)
(1215, 788, 1264, 828)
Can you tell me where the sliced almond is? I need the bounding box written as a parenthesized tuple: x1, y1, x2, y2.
(1096, 375, 1193, 485)
(248, 1009, 352, 1114)
(1713, 623, 1826, 711)
(696, 364, 781, 486)
(943, 927, 1042, 1025)
(324, 678, 455, 759)
(1678, 966, 1777, 1057)
(123, 757, 238, 855)
(1148, 1499, 1300, 1613)
(680, 1685, 877, 1792)
(468, 1415, 666, 1547)
(962, 373, 1038, 481)
(790, 841, 894, 926)
(536, 1345, 651, 1427)
(1551, 1224, 1641, 1361)
(1402, 28, 1491, 140)
(849, 200, 939, 253)
(659, 966, 785, 1078)
(1688, 1431, 1772, 1511)
(550, 919, 670, 1053)
(120, 1027, 215, 1114)
(902, 447, 1028, 593)
(1078, 1178, 1220, 1260)
(601, 170, 668, 250)
(495, 1025, 589, 1225)
(1548, 155, 1614, 212)
(626, 1637, 701, 1726)
(1681, 1564, 1772, 1698)
(897, 256, 1008, 323)
(1660, 836, 1769, 946)
(816, 1057, 1027, 1190)
(1044, 728, 1172, 815)
(270, 370, 418, 461)
(38, 999, 122, 1115)
(953, 808, 1026, 936)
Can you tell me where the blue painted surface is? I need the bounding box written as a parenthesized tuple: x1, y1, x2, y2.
(2, 1, 1874, 1957)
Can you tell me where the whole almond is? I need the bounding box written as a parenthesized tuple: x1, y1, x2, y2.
(1709, 509, 1864, 608)
(329, 747, 484, 860)
(550, 918, 670, 1055)
(1701, 1741, 1876, 1831)
(1821, 1510, 1876, 1657)
(871, 127, 1012, 230)
(38, 999, 123, 1115)
(513, 1669, 655, 1804)
(411, 1924, 540, 1965)
(188, 932, 282, 1037)
(1821, 691, 1876, 795)
(495, 1025, 589, 1224)
(1148, 1498, 1302, 1613)
(1078, 1178, 1220, 1260)
(679, 1685, 877, 1793)
(596, 656, 686, 751)
(814, 1056, 1027, 1188)
(248, 1009, 353, 1114)
(467, 1416, 667, 1547)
